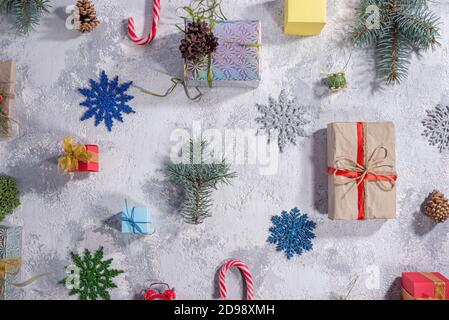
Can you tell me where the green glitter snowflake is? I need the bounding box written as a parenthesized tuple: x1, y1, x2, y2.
(61, 246, 123, 300)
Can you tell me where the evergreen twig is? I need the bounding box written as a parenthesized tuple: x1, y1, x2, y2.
(352, 0, 440, 84)
(167, 139, 236, 224)
(0, 0, 51, 34)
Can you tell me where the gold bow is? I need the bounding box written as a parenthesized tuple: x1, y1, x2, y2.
(0, 258, 21, 296)
(58, 136, 93, 172)
(0, 257, 50, 297)
(332, 146, 397, 192)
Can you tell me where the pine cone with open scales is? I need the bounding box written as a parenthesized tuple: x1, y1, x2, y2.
(76, 0, 100, 33)
(180, 20, 218, 61)
(424, 189, 449, 223)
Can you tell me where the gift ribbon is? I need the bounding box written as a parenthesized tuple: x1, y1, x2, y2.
(0, 257, 50, 297)
(122, 200, 154, 234)
(402, 272, 447, 300)
(0, 81, 19, 137)
(0, 81, 15, 100)
(57, 136, 94, 172)
(327, 122, 398, 220)
(134, 77, 202, 101)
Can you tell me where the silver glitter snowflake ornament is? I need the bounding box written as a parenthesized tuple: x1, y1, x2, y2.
(256, 90, 310, 152)
(422, 104, 449, 152)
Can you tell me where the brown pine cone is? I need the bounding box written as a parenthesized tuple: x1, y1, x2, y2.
(424, 189, 449, 223)
(76, 0, 100, 33)
(180, 20, 218, 61)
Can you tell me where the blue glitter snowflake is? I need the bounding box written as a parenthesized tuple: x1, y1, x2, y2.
(267, 207, 316, 260)
(79, 71, 135, 131)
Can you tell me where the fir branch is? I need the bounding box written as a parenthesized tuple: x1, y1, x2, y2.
(0, 0, 51, 34)
(397, 9, 440, 49)
(167, 139, 236, 224)
(0, 0, 15, 13)
(352, 0, 387, 45)
(352, 0, 440, 84)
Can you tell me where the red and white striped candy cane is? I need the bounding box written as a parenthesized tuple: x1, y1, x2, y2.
(218, 259, 254, 300)
(128, 0, 161, 45)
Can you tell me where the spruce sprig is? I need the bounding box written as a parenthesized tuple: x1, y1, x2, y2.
(352, 0, 440, 84)
(61, 247, 123, 300)
(167, 140, 236, 224)
(0, 0, 51, 34)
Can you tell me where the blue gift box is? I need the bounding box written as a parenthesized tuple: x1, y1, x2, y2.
(121, 207, 152, 234)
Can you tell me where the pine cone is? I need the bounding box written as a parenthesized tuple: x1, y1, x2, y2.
(179, 20, 219, 61)
(76, 0, 100, 33)
(424, 189, 449, 223)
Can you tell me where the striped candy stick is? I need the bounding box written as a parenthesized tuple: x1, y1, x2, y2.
(218, 259, 254, 300)
(128, 0, 161, 45)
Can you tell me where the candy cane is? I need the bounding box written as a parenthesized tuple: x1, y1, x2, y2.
(128, 0, 161, 45)
(218, 259, 254, 300)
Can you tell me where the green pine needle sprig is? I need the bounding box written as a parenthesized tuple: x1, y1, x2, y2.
(167, 139, 236, 225)
(352, 0, 440, 84)
(0, 0, 51, 34)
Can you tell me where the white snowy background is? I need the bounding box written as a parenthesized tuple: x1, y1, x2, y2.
(1, 0, 449, 300)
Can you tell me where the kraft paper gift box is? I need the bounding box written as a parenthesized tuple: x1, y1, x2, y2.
(121, 206, 152, 234)
(327, 122, 397, 220)
(402, 272, 449, 300)
(284, 0, 327, 36)
(0, 60, 16, 138)
(184, 20, 261, 88)
(0, 226, 22, 300)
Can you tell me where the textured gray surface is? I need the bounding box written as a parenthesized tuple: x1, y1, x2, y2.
(1, 0, 449, 300)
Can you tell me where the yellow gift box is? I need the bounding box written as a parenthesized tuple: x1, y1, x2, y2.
(284, 0, 327, 36)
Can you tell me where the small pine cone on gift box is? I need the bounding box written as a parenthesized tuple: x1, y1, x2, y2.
(76, 0, 100, 33)
(424, 189, 449, 223)
(180, 20, 219, 61)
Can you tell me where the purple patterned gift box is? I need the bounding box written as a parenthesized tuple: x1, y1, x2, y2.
(184, 20, 261, 88)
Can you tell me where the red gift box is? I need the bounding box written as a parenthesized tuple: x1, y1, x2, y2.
(402, 272, 449, 300)
(77, 144, 99, 172)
